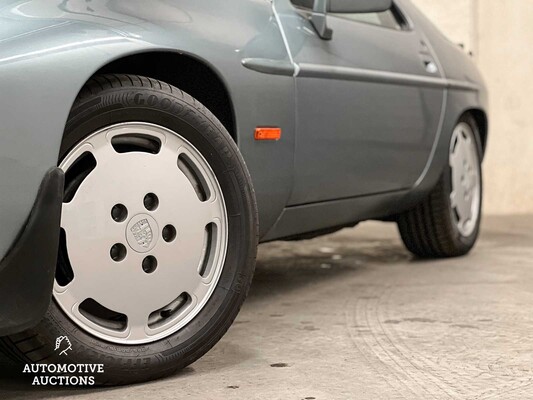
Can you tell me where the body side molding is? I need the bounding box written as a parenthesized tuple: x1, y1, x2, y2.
(242, 58, 479, 92)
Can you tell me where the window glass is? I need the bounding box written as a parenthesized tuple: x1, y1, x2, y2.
(332, 10, 402, 30)
(291, 0, 314, 9)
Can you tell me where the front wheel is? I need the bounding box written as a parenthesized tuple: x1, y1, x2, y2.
(397, 115, 483, 258)
(0, 74, 258, 385)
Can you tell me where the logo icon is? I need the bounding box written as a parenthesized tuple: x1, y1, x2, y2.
(54, 336, 72, 356)
(130, 219, 153, 248)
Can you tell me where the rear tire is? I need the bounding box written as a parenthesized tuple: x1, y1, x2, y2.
(0, 74, 258, 385)
(397, 115, 483, 258)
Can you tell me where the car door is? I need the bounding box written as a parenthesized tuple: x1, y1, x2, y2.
(275, 0, 445, 206)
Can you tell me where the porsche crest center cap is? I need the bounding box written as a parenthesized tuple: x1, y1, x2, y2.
(126, 214, 159, 253)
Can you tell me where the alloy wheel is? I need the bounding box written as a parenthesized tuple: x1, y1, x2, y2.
(449, 122, 481, 237)
(55, 122, 228, 345)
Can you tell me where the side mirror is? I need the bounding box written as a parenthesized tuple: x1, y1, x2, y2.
(311, 0, 393, 40)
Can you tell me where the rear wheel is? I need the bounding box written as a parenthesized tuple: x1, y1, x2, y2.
(397, 115, 483, 258)
(0, 74, 258, 384)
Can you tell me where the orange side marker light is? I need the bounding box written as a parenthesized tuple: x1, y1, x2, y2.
(255, 127, 282, 141)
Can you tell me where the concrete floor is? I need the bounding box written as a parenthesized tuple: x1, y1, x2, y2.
(1, 215, 532, 399)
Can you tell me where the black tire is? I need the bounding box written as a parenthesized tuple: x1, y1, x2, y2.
(0, 74, 258, 385)
(397, 115, 483, 258)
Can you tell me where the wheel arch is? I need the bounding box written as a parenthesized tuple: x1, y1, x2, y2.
(83, 51, 238, 144)
(463, 108, 488, 159)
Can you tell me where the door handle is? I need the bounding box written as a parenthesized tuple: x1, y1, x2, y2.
(423, 59, 438, 74)
(419, 40, 438, 74)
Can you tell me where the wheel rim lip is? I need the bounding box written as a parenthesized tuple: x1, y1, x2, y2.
(54, 122, 229, 345)
(449, 122, 481, 237)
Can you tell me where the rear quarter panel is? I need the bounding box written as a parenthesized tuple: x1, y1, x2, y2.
(395, 0, 488, 202)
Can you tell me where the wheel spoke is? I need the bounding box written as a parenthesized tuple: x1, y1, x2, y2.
(200, 197, 225, 226)
(54, 278, 87, 315)
(125, 310, 150, 342)
(190, 280, 211, 303)
(468, 172, 479, 191)
(449, 148, 458, 168)
(457, 191, 471, 221)
(84, 130, 119, 166)
(60, 201, 75, 232)
(450, 191, 458, 208)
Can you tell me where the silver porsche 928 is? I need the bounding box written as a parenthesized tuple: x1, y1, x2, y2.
(0, 0, 487, 384)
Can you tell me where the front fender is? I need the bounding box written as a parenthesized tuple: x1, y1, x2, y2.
(0, 18, 158, 258)
(0, 0, 295, 259)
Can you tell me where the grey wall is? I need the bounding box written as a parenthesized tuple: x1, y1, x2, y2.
(412, 0, 533, 214)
